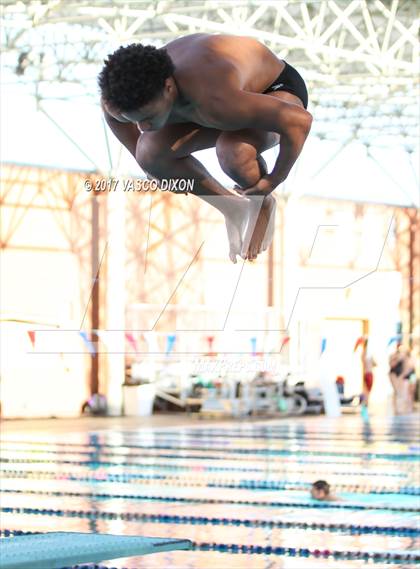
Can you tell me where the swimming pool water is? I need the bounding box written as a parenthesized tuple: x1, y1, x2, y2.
(1, 414, 419, 568)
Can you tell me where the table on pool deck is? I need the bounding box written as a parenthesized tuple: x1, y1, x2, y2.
(0, 532, 192, 569)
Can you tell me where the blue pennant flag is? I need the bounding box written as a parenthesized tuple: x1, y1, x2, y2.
(79, 331, 96, 355)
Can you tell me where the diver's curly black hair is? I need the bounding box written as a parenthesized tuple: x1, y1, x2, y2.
(98, 44, 175, 111)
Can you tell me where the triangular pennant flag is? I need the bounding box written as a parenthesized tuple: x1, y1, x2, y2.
(79, 331, 96, 355)
(205, 335, 216, 356)
(27, 330, 36, 349)
(166, 334, 176, 355)
(281, 336, 290, 349)
(125, 332, 138, 352)
(387, 335, 401, 346)
(354, 336, 364, 352)
(321, 338, 327, 355)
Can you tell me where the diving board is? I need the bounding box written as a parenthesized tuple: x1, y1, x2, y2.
(0, 532, 192, 569)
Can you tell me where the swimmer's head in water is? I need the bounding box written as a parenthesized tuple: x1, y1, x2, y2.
(311, 480, 330, 501)
(98, 43, 176, 131)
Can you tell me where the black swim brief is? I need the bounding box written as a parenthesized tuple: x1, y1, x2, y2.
(390, 360, 404, 376)
(263, 61, 308, 109)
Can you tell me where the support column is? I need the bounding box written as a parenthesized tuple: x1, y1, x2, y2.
(106, 190, 126, 416)
(90, 191, 100, 395)
(268, 237, 274, 307)
(408, 211, 415, 348)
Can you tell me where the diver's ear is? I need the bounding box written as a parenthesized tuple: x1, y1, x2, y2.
(165, 77, 173, 92)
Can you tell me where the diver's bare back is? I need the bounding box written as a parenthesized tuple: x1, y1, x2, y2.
(162, 34, 286, 127)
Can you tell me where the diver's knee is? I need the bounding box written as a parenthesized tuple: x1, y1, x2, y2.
(136, 137, 171, 176)
(216, 139, 257, 178)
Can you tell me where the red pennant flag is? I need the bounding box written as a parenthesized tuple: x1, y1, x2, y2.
(205, 335, 215, 356)
(281, 336, 290, 349)
(354, 337, 364, 352)
(280, 336, 290, 351)
(27, 330, 36, 348)
(125, 333, 138, 352)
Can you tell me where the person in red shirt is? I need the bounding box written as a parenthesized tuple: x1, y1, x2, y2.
(362, 338, 376, 408)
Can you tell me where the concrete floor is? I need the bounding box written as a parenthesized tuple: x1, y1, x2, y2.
(1, 413, 259, 433)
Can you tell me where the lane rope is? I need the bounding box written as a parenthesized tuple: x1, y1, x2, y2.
(3, 446, 416, 469)
(1, 531, 419, 565)
(0, 456, 409, 478)
(1, 439, 418, 460)
(2, 487, 419, 513)
(1, 468, 418, 495)
(2, 506, 418, 536)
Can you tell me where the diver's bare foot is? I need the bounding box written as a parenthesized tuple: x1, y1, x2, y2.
(241, 194, 276, 261)
(224, 198, 250, 263)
